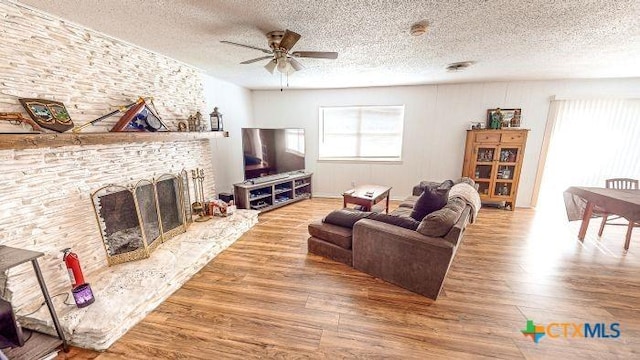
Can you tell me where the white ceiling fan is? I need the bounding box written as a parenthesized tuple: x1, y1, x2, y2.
(221, 29, 338, 74)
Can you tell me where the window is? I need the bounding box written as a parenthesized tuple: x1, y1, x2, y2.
(319, 105, 405, 161)
(285, 128, 305, 156)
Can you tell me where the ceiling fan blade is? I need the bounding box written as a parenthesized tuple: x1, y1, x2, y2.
(264, 59, 277, 74)
(291, 51, 338, 59)
(220, 40, 272, 54)
(278, 29, 301, 50)
(288, 57, 304, 72)
(240, 56, 273, 64)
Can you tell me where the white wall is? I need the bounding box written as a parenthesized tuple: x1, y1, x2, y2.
(202, 75, 254, 194)
(251, 78, 640, 207)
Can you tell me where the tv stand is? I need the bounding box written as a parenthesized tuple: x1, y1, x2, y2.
(234, 173, 312, 213)
(247, 173, 290, 184)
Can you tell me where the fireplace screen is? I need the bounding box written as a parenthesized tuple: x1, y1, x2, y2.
(135, 180, 162, 251)
(91, 173, 187, 266)
(155, 174, 186, 241)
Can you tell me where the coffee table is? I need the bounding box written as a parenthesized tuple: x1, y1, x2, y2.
(343, 184, 392, 213)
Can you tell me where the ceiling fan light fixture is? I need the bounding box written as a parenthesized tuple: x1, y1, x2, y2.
(277, 58, 288, 72)
(265, 59, 277, 74)
(221, 29, 337, 77)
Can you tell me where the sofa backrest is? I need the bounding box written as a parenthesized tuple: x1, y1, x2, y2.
(443, 205, 472, 246)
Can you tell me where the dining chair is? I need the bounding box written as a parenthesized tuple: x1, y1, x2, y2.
(597, 178, 639, 250)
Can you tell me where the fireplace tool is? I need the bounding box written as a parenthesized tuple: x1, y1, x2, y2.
(191, 168, 211, 222)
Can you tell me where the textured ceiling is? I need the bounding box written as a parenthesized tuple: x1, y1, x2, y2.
(17, 0, 640, 90)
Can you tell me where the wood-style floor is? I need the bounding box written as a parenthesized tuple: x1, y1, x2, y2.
(57, 198, 639, 359)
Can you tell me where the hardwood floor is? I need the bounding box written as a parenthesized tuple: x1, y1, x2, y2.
(56, 198, 640, 359)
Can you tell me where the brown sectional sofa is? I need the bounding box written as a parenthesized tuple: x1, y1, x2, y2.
(307, 180, 478, 300)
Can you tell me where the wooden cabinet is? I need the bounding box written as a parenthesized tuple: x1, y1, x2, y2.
(234, 173, 312, 213)
(462, 129, 529, 210)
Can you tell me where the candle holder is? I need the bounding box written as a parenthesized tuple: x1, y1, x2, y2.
(209, 107, 223, 131)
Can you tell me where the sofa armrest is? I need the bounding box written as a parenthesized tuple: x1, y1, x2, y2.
(352, 219, 456, 299)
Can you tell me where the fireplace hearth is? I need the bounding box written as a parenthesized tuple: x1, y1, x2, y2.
(91, 172, 188, 265)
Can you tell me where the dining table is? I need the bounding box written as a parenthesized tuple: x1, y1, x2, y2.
(564, 186, 640, 250)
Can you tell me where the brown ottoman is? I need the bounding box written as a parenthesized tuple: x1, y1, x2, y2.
(307, 221, 353, 266)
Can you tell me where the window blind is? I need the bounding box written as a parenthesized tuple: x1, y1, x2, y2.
(319, 105, 404, 161)
(537, 98, 640, 209)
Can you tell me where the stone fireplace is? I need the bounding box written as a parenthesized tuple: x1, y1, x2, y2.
(0, 137, 258, 351)
(0, 0, 258, 351)
(92, 173, 187, 265)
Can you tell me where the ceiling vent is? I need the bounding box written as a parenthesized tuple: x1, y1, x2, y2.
(446, 61, 475, 72)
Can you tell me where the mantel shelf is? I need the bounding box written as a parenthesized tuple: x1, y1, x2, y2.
(0, 131, 229, 150)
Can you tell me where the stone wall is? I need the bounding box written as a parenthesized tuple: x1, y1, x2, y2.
(0, 0, 218, 313)
(0, 0, 206, 132)
(0, 141, 216, 312)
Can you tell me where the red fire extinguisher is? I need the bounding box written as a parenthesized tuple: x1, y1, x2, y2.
(62, 248, 85, 288)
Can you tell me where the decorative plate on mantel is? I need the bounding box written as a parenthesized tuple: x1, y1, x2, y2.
(19, 98, 75, 133)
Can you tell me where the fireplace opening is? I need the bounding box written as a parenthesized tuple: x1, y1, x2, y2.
(97, 186, 146, 257)
(91, 173, 187, 265)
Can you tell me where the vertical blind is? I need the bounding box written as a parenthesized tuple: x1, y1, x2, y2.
(319, 105, 405, 161)
(538, 98, 640, 208)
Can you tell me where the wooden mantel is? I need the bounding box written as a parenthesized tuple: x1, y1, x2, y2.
(0, 131, 229, 150)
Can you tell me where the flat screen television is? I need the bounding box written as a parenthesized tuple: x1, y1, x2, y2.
(241, 128, 305, 180)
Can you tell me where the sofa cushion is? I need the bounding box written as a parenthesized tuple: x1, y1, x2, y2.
(399, 195, 419, 208)
(308, 236, 352, 266)
(416, 198, 466, 237)
(410, 187, 449, 221)
(323, 209, 372, 228)
(366, 213, 420, 231)
(308, 222, 353, 249)
(391, 207, 413, 218)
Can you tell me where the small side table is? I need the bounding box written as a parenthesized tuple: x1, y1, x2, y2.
(343, 184, 392, 213)
(0, 245, 68, 352)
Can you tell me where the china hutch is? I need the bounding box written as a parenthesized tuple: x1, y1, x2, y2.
(462, 129, 529, 210)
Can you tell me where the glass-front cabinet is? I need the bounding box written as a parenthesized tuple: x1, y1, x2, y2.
(462, 129, 529, 210)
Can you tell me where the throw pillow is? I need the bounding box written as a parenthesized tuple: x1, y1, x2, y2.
(323, 209, 372, 228)
(413, 181, 439, 196)
(417, 198, 466, 237)
(438, 179, 454, 191)
(419, 180, 440, 189)
(410, 187, 449, 221)
(366, 213, 420, 231)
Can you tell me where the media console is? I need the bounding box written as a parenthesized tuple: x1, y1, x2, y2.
(234, 173, 312, 212)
